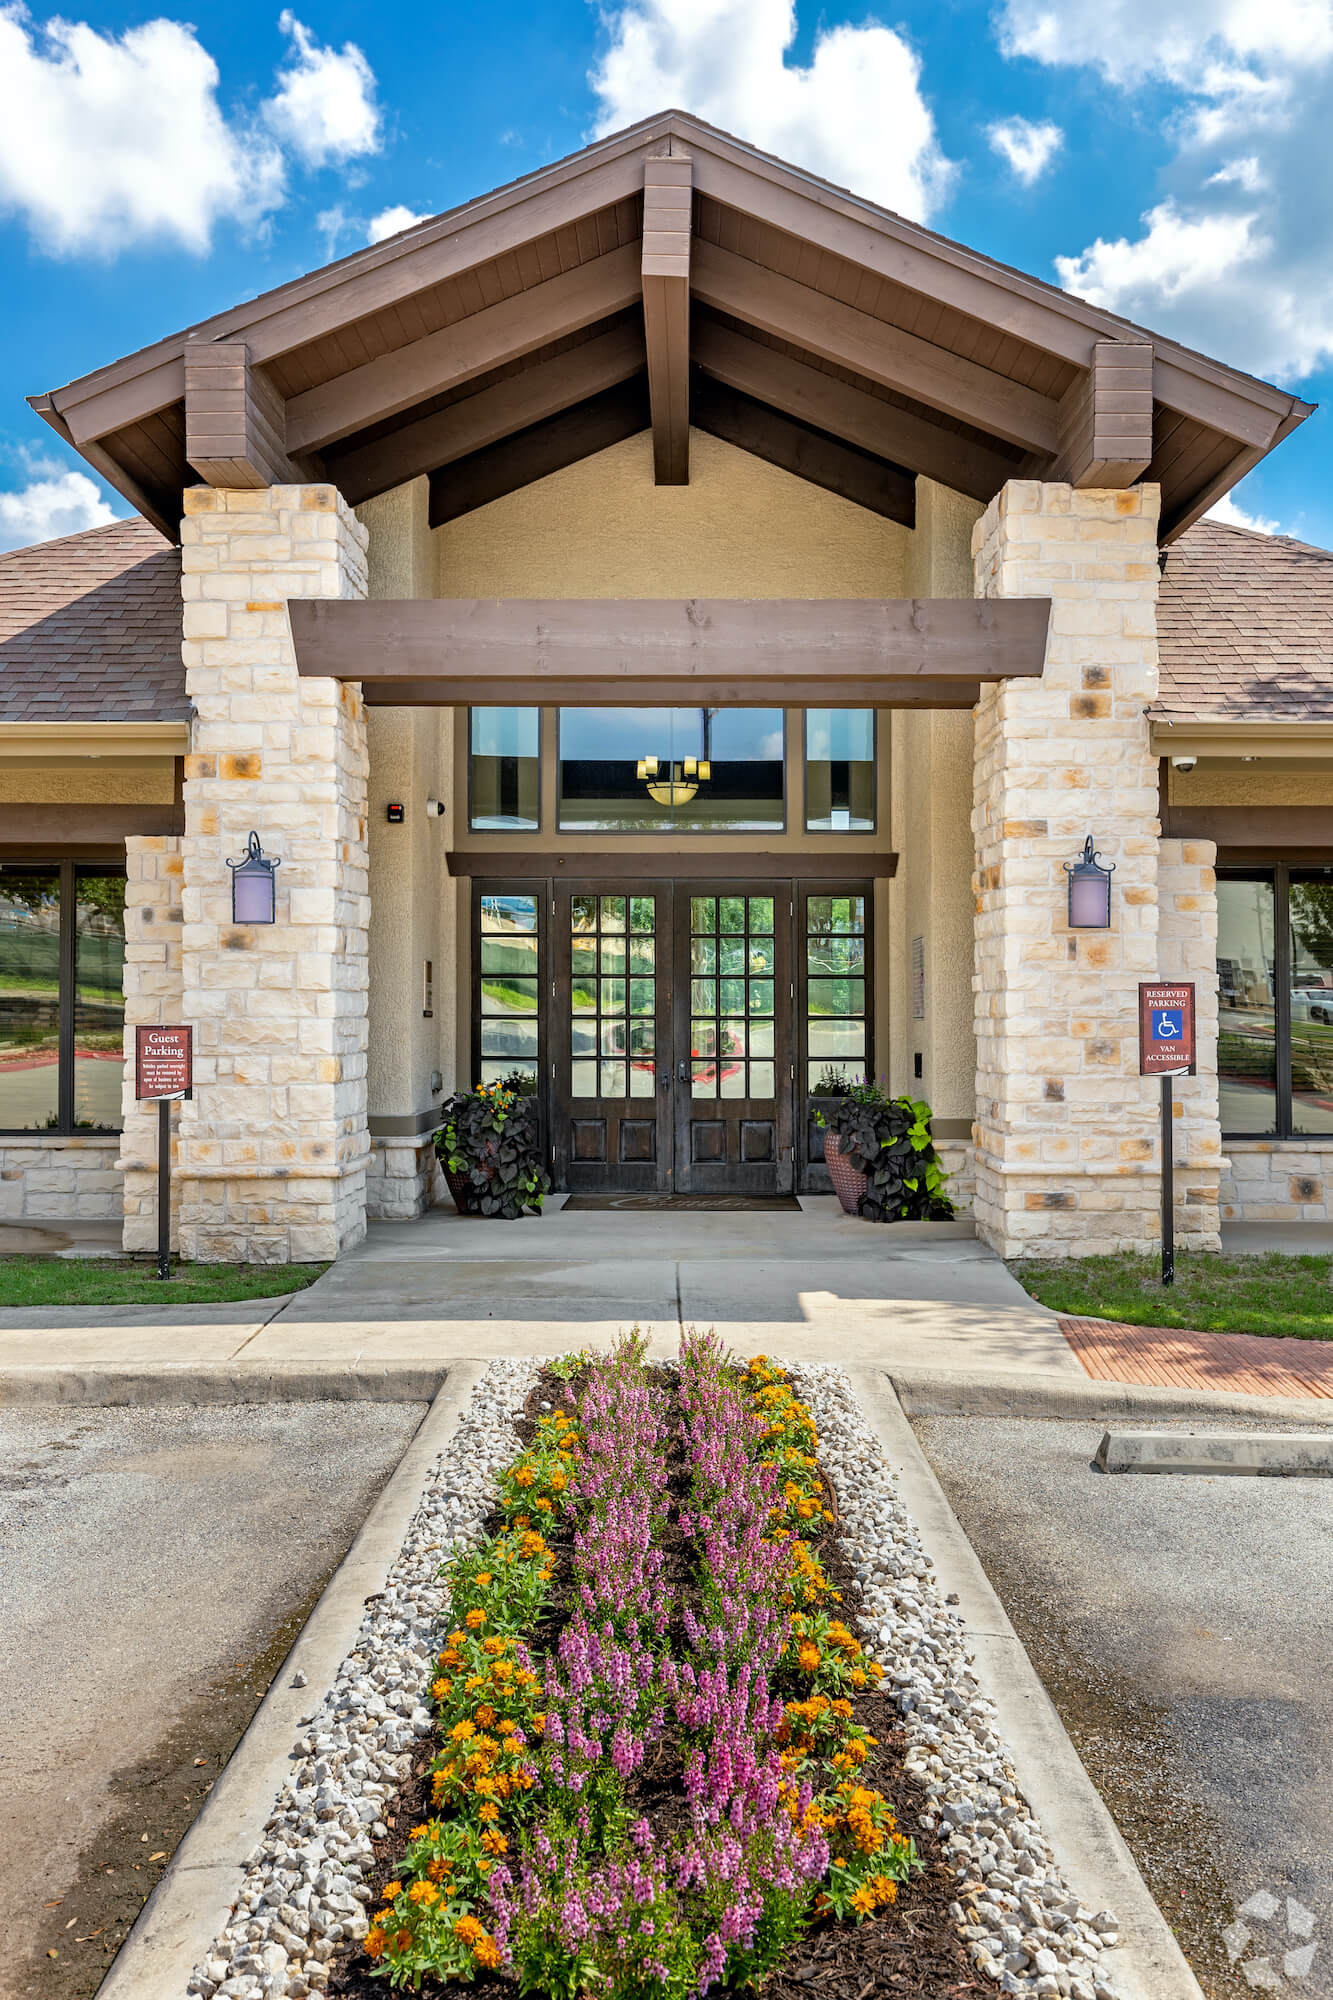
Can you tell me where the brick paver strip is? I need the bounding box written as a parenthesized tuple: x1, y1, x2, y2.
(1060, 1316, 1333, 1399)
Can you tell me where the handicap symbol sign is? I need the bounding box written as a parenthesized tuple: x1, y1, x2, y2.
(1152, 1007, 1184, 1041)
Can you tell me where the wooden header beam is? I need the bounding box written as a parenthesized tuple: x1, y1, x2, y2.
(289, 595, 1050, 708)
(642, 153, 692, 484)
(691, 373, 914, 527)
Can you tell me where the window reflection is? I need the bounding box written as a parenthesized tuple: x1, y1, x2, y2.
(477, 894, 540, 1084)
(806, 710, 875, 832)
(470, 708, 539, 831)
(1217, 876, 1276, 1135)
(1289, 875, 1333, 1135)
(74, 872, 126, 1131)
(0, 869, 61, 1130)
(558, 708, 784, 832)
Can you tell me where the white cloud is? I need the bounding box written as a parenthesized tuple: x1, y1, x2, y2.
(987, 115, 1062, 184)
(590, 0, 954, 220)
(368, 203, 429, 245)
(0, 468, 119, 553)
(0, 7, 284, 255)
(997, 0, 1333, 381)
(1206, 492, 1280, 533)
(263, 12, 381, 169)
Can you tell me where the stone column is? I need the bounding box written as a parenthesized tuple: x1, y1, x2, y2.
(971, 482, 1162, 1257)
(119, 834, 185, 1252)
(1157, 837, 1222, 1249)
(177, 485, 370, 1264)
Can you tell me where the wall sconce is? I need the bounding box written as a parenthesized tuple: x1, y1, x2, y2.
(1064, 836, 1114, 930)
(227, 829, 280, 924)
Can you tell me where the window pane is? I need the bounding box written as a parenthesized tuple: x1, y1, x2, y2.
(808, 977, 864, 1017)
(470, 708, 539, 831)
(749, 1061, 775, 1100)
(74, 871, 125, 1132)
(808, 936, 865, 976)
(558, 708, 784, 831)
(1217, 877, 1276, 1134)
(481, 934, 537, 975)
(1289, 875, 1333, 1134)
(481, 976, 538, 1015)
(808, 895, 865, 936)
(805, 890, 869, 1096)
(0, 868, 61, 1130)
(806, 709, 875, 831)
(481, 894, 537, 933)
(481, 1017, 539, 1060)
(482, 1057, 537, 1086)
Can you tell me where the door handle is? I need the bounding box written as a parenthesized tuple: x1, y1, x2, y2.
(658, 1070, 671, 1091)
(678, 1059, 690, 1083)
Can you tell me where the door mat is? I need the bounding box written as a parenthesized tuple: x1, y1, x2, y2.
(562, 1194, 802, 1212)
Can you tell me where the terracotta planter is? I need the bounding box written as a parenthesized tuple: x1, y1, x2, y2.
(824, 1133, 868, 1216)
(442, 1161, 481, 1215)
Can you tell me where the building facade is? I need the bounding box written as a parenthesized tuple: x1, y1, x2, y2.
(1, 113, 1324, 1261)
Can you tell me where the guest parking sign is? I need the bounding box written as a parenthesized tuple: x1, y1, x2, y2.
(1138, 983, 1195, 1076)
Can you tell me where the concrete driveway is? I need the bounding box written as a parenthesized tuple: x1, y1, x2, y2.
(0, 1400, 427, 2000)
(916, 1414, 1333, 2000)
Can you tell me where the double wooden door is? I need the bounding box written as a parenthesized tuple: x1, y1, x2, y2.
(551, 881, 794, 1194)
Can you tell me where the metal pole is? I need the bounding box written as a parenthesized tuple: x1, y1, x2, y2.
(1160, 1074, 1174, 1287)
(157, 1096, 171, 1281)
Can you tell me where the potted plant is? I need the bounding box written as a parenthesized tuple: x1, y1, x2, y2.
(817, 1080, 954, 1222)
(805, 1063, 856, 1190)
(434, 1072, 552, 1219)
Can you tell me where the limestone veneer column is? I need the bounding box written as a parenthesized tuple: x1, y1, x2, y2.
(119, 834, 185, 1252)
(971, 481, 1163, 1257)
(1157, 837, 1222, 1249)
(176, 485, 370, 1264)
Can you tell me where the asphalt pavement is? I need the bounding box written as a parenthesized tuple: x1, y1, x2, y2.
(915, 1414, 1333, 2000)
(0, 1400, 427, 2000)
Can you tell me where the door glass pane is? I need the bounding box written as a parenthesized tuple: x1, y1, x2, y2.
(1217, 876, 1276, 1134)
(691, 938, 716, 973)
(470, 709, 539, 831)
(806, 710, 875, 832)
(481, 977, 538, 1014)
(804, 893, 869, 1094)
(1289, 875, 1333, 1134)
(0, 867, 61, 1130)
(720, 896, 745, 934)
(749, 981, 774, 1016)
(747, 897, 774, 934)
(719, 938, 747, 975)
(481, 1017, 539, 1060)
(559, 710, 784, 831)
(749, 1062, 775, 1100)
(719, 977, 746, 1013)
(687, 886, 785, 1102)
(569, 895, 655, 1100)
(481, 934, 537, 974)
(691, 897, 715, 933)
(691, 1059, 717, 1098)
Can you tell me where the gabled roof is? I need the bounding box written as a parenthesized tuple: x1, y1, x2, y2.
(1155, 521, 1333, 725)
(32, 111, 1312, 547)
(0, 517, 185, 723)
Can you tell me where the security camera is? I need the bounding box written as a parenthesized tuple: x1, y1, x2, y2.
(1170, 756, 1197, 774)
(425, 798, 446, 818)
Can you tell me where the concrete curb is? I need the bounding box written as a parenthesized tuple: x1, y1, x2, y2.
(96, 1360, 485, 2000)
(846, 1364, 1206, 2000)
(0, 1362, 449, 1406)
(888, 1366, 1333, 1427)
(1095, 1428, 1333, 1476)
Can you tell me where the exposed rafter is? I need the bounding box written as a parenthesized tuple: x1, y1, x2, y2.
(642, 152, 692, 484)
(1053, 341, 1154, 489)
(427, 378, 651, 527)
(325, 322, 646, 506)
(184, 342, 306, 489)
(692, 373, 914, 526)
(694, 319, 1020, 502)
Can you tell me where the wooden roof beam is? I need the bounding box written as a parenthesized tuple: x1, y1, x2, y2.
(324, 321, 646, 506)
(694, 319, 1021, 502)
(1052, 341, 1153, 488)
(691, 239, 1060, 456)
(691, 372, 914, 526)
(427, 378, 650, 527)
(285, 242, 643, 455)
(642, 153, 692, 484)
(184, 341, 307, 489)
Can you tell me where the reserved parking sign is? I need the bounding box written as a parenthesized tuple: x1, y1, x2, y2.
(1138, 982, 1195, 1075)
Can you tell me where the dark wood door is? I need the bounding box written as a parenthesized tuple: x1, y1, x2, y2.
(672, 887, 794, 1193)
(551, 884, 673, 1192)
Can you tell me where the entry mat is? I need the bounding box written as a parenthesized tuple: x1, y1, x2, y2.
(562, 1193, 802, 1212)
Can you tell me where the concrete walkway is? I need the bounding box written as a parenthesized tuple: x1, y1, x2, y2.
(0, 1199, 1084, 1379)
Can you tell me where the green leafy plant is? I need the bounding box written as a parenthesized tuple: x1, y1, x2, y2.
(817, 1083, 954, 1222)
(435, 1077, 551, 1220)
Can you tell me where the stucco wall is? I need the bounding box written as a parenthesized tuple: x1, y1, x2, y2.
(0, 762, 176, 803)
(1168, 763, 1333, 806)
(435, 429, 911, 599)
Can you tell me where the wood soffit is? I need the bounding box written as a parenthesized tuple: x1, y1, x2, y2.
(31, 110, 1314, 544)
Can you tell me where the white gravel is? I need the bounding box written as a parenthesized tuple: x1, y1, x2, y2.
(796, 1364, 1125, 2000)
(185, 1357, 1126, 2000)
(187, 1358, 537, 2000)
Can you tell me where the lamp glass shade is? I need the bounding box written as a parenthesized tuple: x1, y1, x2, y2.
(1068, 869, 1111, 930)
(232, 858, 276, 924)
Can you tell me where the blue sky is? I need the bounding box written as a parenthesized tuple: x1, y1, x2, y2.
(1, 0, 1330, 553)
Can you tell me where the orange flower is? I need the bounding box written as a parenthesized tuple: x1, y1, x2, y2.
(798, 1641, 821, 1672)
(365, 1927, 386, 1960)
(474, 1936, 502, 1971)
(382, 1881, 402, 1901)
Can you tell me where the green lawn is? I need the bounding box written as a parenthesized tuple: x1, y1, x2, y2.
(1011, 1250, 1333, 1341)
(0, 1256, 327, 1307)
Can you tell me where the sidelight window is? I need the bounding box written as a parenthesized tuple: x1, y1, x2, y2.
(0, 862, 126, 1133)
(470, 708, 540, 831)
(477, 893, 541, 1084)
(1218, 866, 1333, 1137)
(803, 893, 868, 1093)
(805, 710, 876, 832)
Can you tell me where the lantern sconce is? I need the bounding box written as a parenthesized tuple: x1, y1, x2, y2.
(1064, 836, 1114, 930)
(227, 830, 280, 925)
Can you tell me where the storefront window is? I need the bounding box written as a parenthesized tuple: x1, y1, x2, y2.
(1289, 874, 1333, 1135)
(0, 862, 126, 1132)
(470, 708, 540, 831)
(477, 892, 540, 1085)
(1217, 866, 1333, 1138)
(805, 710, 875, 832)
(558, 708, 784, 832)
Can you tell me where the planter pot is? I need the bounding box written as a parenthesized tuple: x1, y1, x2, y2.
(441, 1161, 482, 1215)
(823, 1133, 868, 1216)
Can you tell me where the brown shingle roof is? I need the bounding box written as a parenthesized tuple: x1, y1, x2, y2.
(1156, 518, 1333, 723)
(0, 516, 185, 723)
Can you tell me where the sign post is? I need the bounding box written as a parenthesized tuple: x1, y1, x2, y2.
(1138, 983, 1196, 1287)
(135, 1026, 192, 1280)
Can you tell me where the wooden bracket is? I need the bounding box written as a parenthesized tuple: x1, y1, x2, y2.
(1055, 340, 1154, 488)
(184, 341, 303, 489)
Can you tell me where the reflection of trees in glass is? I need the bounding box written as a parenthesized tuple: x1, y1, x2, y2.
(1291, 883, 1333, 971)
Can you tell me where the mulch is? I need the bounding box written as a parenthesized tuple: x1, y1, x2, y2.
(1060, 1313, 1333, 1397)
(329, 1363, 979, 1999)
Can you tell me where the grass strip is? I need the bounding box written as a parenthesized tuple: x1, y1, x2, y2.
(0, 1256, 327, 1307)
(1011, 1249, 1333, 1340)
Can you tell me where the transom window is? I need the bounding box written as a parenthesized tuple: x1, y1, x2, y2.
(558, 708, 785, 833)
(0, 862, 126, 1133)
